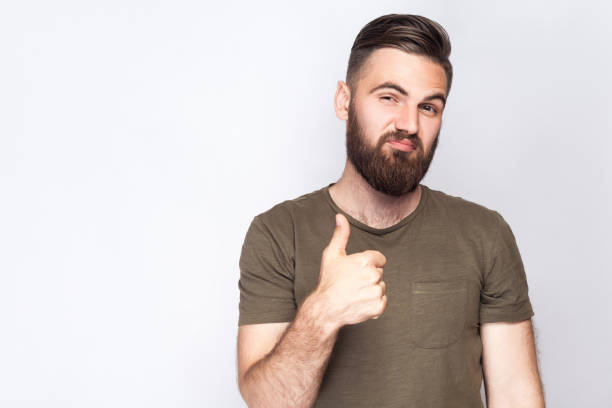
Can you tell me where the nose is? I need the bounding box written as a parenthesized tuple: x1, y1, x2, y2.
(394, 103, 419, 135)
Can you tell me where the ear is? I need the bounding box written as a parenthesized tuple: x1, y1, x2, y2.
(334, 80, 351, 121)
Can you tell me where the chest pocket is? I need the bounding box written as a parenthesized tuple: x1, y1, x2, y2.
(410, 280, 468, 349)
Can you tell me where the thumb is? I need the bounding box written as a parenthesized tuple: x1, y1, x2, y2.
(327, 213, 350, 256)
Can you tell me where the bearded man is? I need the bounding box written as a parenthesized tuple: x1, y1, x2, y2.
(236, 13, 545, 408)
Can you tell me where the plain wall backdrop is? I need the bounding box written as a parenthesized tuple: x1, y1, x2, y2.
(2, 0, 611, 406)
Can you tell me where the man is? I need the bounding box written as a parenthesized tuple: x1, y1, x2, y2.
(236, 14, 545, 408)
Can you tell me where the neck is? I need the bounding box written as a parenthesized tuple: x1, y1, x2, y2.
(328, 158, 423, 230)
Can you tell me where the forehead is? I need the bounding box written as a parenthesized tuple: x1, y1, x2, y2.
(355, 47, 447, 96)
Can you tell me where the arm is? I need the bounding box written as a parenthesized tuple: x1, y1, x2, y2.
(481, 318, 545, 408)
(237, 291, 339, 408)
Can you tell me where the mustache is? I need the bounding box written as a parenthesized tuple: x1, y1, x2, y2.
(382, 131, 422, 149)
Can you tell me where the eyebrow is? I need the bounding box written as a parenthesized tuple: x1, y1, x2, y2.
(368, 81, 447, 107)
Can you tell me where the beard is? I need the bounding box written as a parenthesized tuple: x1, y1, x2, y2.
(345, 102, 439, 197)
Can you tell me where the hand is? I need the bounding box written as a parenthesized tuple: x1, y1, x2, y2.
(312, 213, 388, 328)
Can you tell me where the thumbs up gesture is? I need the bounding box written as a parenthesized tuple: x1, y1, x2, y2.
(311, 213, 388, 329)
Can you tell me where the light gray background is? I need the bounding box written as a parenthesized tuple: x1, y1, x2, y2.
(1, 0, 611, 407)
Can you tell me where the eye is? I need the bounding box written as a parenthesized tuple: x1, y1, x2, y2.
(420, 104, 439, 114)
(380, 95, 396, 103)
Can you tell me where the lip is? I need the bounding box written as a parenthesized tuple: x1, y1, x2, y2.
(386, 140, 415, 152)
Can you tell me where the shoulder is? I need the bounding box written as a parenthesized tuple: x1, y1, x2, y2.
(251, 185, 329, 241)
(424, 185, 505, 233)
(423, 186, 516, 276)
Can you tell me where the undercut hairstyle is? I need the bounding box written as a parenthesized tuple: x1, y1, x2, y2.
(346, 14, 453, 96)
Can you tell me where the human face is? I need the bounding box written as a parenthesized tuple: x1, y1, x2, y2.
(343, 48, 447, 196)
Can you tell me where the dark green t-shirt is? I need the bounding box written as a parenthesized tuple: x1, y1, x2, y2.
(238, 182, 534, 407)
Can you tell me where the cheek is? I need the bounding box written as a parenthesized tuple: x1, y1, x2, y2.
(361, 107, 394, 136)
(420, 120, 441, 144)
(414, 128, 437, 155)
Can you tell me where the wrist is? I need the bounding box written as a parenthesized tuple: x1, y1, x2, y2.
(298, 291, 340, 338)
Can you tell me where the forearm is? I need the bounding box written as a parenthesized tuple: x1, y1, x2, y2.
(240, 293, 339, 408)
(487, 392, 545, 408)
(486, 376, 545, 408)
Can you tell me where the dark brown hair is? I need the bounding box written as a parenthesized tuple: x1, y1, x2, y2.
(346, 14, 453, 95)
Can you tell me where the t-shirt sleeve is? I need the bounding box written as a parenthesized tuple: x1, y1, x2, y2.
(479, 211, 534, 324)
(237, 215, 297, 326)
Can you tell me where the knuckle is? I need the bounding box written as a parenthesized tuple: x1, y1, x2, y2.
(363, 249, 376, 260)
(358, 253, 370, 267)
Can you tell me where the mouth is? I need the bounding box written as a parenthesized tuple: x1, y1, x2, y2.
(386, 138, 416, 152)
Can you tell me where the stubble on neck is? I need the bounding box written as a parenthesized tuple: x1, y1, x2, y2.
(328, 159, 423, 230)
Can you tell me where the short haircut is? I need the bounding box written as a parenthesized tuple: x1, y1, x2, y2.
(346, 14, 453, 95)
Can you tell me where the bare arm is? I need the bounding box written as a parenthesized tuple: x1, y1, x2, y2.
(238, 292, 340, 408)
(482, 318, 545, 407)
